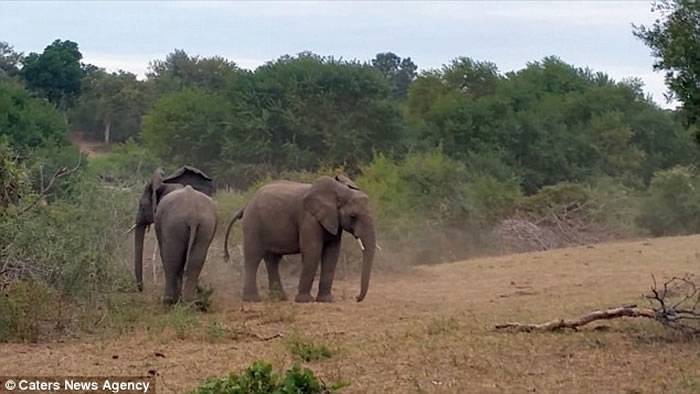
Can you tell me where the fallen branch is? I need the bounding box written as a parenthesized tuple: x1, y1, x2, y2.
(496, 275, 700, 334)
(495, 306, 656, 332)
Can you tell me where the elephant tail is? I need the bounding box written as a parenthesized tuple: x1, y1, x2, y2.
(183, 223, 199, 278)
(223, 207, 244, 262)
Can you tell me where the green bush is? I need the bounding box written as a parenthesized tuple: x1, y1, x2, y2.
(0, 79, 67, 150)
(0, 143, 30, 207)
(0, 280, 54, 342)
(192, 361, 335, 394)
(357, 150, 521, 264)
(1, 178, 134, 298)
(637, 166, 700, 236)
(87, 140, 159, 187)
(286, 334, 334, 362)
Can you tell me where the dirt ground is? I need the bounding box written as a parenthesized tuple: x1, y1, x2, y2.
(1, 235, 699, 393)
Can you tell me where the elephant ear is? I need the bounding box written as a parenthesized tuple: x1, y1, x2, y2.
(303, 178, 340, 235)
(334, 174, 360, 190)
(150, 168, 165, 218)
(163, 165, 215, 196)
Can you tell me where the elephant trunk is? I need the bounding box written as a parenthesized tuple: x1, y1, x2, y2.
(134, 223, 146, 292)
(356, 220, 376, 302)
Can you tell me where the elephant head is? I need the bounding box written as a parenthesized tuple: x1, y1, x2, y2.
(304, 176, 376, 302)
(133, 166, 214, 291)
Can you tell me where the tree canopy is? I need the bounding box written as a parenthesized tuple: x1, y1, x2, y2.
(634, 0, 700, 125)
(21, 39, 83, 109)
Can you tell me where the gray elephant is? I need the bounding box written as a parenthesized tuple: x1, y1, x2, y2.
(224, 175, 376, 303)
(132, 166, 217, 305)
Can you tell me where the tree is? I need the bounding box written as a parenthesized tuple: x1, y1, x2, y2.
(634, 0, 700, 125)
(407, 56, 692, 192)
(70, 68, 146, 143)
(442, 57, 500, 98)
(371, 52, 418, 99)
(147, 49, 242, 95)
(0, 79, 67, 150)
(142, 88, 232, 172)
(246, 52, 406, 172)
(21, 40, 83, 112)
(0, 42, 23, 79)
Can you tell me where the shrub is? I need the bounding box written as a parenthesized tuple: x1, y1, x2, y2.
(0, 175, 135, 298)
(0, 280, 54, 342)
(192, 361, 335, 394)
(87, 140, 159, 187)
(637, 166, 700, 236)
(286, 334, 334, 362)
(0, 79, 67, 150)
(358, 150, 522, 264)
(155, 304, 201, 340)
(0, 142, 30, 207)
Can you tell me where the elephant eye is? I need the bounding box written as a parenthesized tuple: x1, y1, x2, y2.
(349, 214, 358, 221)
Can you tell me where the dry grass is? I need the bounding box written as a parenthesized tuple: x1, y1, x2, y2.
(1, 235, 699, 393)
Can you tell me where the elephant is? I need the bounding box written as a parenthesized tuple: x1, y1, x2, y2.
(132, 166, 217, 305)
(223, 175, 376, 303)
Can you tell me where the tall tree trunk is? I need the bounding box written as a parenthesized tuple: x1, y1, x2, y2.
(104, 119, 111, 144)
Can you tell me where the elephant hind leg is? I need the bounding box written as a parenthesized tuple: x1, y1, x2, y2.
(264, 253, 286, 301)
(242, 247, 264, 302)
(160, 238, 187, 305)
(181, 230, 214, 304)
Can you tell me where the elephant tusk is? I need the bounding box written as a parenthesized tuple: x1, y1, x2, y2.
(376, 243, 382, 251)
(125, 224, 137, 234)
(357, 238, 365, 251)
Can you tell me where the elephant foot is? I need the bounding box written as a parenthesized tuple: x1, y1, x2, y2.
(162, 296, 178, 306)
(315, 293, 334, 303)
(242, 293, 262, 302)
(294, 293, 315, 303)
(269, 289, 288, 302)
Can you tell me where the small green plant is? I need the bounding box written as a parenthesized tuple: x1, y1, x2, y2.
(157, 304, 200, 340)
(286, 334, 334, 362)
(192, 360, 337, 394)
(205, 319, 227, 342)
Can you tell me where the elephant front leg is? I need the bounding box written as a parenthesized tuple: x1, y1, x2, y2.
(317, 239, 340, 302)
(296, 243, 322, 303)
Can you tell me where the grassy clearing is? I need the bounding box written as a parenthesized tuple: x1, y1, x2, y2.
(1, 235, 699, 393)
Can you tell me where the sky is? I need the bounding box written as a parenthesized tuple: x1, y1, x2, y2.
(0, 1, 674, 108)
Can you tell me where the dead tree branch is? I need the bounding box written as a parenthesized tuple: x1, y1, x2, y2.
(16, 156, 82, 216)
(496, 275, 700, 334)
(495, 306, 657, 332)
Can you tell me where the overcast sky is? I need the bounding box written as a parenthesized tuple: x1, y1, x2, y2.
(0, 1, 674, 107)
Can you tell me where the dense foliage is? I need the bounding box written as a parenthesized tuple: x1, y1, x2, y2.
(21, 39, 83, 110)
(408, 56, 695, 192)
(70, 69, 146, 143)
(0, 79, 67, 150)
(635, 0, 700, 126)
